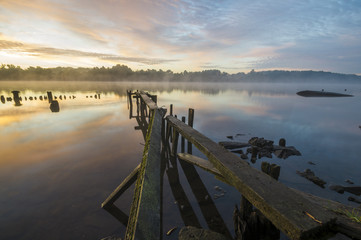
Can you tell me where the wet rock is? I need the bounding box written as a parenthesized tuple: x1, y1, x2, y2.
(241, 154, 248, 160)
(279, 138, 286, 147)
(307, 161, 316, 165)
(179, 226, 231, 240)
(258, 149, 272, 159)
(222, 137, 300, 161)
(235, 133, 246, 137)
(345, 179, 354, 185)
(330, 185, 361, 196)
(296, 169, 326, 188)
(348, 196, 361, 204)
(219, 141, 250, 149)
(226, 136, 233, 140)
(330, 185, 345, 194)
(248, 137, 273, 148)
(231, 149, 244, 154)
(273, 146, 301, 159)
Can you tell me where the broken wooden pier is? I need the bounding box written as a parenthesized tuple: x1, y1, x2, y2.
(101, 90, 361, 240)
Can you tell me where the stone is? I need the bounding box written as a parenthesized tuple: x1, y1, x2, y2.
(219, 141, 250, 149)
(345, 179, 354, 185)
(279, 138, 286, 147)
(296, 169, 326, 188)
(178, 226, 231, 240)
(248, 137, 273, 148)
(330, 185, 361, 196)
(348, 196, 361, 204)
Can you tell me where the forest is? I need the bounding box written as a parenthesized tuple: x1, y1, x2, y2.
(1, 64, 360, 82)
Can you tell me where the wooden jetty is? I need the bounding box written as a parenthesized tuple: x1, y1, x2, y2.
(101, 90, 361, 240)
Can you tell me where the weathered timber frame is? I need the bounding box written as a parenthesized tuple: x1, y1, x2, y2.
(166, 115, 336, 240)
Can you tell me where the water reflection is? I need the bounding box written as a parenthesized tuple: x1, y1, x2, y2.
(1, 81, 361, 240)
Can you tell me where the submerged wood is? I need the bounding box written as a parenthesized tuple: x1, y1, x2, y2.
(125, 109, 164, 240)
(166, 115, 336, 240)
(219, 141, 251, 149)
(297, 90, 353, 97)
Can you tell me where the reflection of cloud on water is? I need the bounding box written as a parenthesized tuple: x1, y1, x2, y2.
(0, 104, 136, 170)
(229, 103, 282, 120)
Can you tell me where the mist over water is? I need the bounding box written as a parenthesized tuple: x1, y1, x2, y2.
(1, 80, 361, 239)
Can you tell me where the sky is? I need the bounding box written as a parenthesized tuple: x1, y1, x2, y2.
(0, 0, 360, 74)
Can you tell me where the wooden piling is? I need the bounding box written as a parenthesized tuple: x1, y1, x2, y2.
(187, 108, 194, 154)
(171, 128, 179, 157)
(181, 117, 186, 153)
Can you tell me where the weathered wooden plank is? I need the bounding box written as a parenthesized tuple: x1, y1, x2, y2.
(177, 153, 222, 177)
(101, 164, 140, 208)
(166, 116, 336, 240)
(138, 91, 157, 110)
(125, 109, 164, 240)
(292, 188, 361, 240)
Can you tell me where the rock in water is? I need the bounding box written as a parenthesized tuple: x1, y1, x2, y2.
(296, 169, 326, 188)
(219, 141, 250, 149)
(330, 185, 361, 196)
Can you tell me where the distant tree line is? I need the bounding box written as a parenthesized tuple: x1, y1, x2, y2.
(1, 64, 360, 82)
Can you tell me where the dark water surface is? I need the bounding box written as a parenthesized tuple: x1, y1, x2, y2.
(1, 81, 360, 239)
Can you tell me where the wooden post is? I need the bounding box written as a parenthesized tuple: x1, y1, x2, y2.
(187, 108, 194, 154)
(127, 91, 133, 119)
(170, 104, 173, 116)
(136, 96, 139, 117)
(181, 117, 186, 153)
(171, 116, 179, 157)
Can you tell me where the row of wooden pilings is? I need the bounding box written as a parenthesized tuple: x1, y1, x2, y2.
(101, 90, 361, 240)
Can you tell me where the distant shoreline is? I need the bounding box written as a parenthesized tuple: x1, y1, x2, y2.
(1, 64, 361, 82)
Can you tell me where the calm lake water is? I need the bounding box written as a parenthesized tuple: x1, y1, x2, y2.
(1, 81, 360, 239)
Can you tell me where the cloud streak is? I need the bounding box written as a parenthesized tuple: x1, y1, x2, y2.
(0, 0, 360, 73)
(0, 39, 178, 65)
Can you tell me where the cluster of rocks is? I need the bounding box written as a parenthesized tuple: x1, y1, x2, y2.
(296, 169, 361, 205)
(219, 137, 301, 162)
